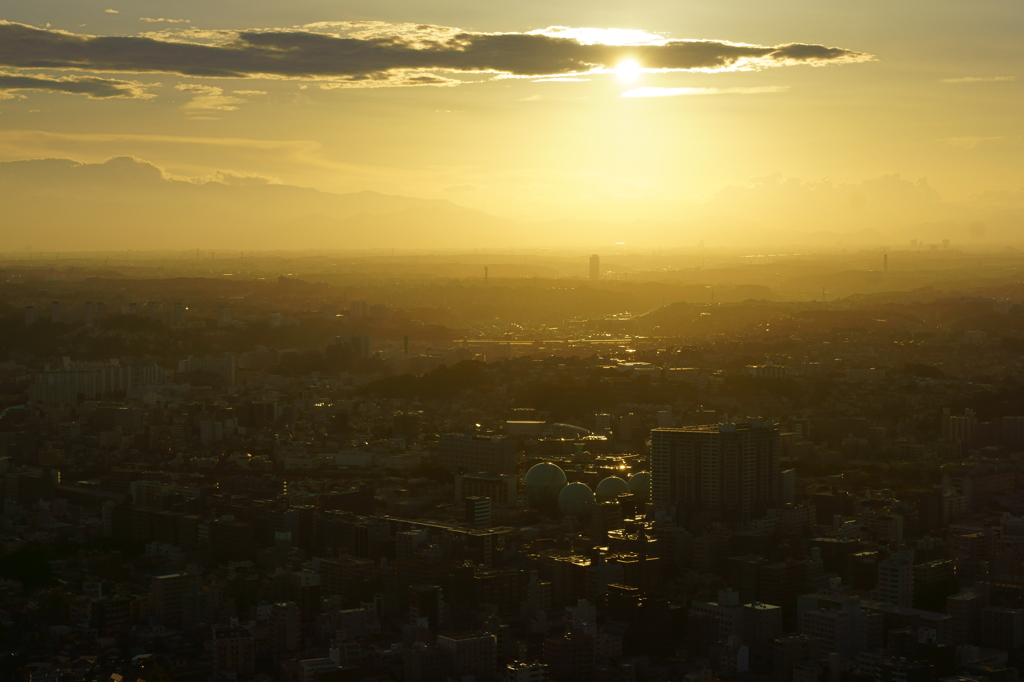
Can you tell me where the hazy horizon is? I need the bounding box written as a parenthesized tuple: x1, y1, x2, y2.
(1, 0, 1021, 250)
(0, 154, 1022, 251)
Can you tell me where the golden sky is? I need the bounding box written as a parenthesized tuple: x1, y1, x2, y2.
(0, 0, 1021, 236)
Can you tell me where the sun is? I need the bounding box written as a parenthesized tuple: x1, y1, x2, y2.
(614, 59, 643, 82)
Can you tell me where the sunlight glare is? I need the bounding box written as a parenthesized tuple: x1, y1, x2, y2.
(615, 59, 643, 82)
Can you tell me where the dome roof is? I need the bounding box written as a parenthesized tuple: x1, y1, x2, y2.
(557, 482, 595, 518)
(525, 462, 567, 488)
(628, 471, 651, 504)
(595, 476, 630, 501)
(525, 462, 567, 512)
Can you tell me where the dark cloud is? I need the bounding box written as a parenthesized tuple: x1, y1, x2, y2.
(0, 70, 153, 98)
(0, 21, 872, 87)
(0, 156, 167, 184)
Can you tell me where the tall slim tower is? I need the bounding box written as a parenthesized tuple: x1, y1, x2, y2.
(883, 254, 888, 273)
(589, 254, 600, 280)
(650, 419, 779, 523)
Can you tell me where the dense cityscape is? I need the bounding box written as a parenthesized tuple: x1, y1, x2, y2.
(1, 0, 1022, 677)
(2, 250, 1024, 682)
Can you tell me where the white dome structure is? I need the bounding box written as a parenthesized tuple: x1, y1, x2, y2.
(525, 462, 567, 513)
(628, 471, 651, 505)
(595, 476, 630, 502)
(557, 482, 595, 519)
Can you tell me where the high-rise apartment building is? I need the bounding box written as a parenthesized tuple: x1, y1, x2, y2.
(942, 407, 977, 444)
(336, 333, 372, 360)
(408, 584, 443, 631)
(268, 601, 302, 653)
(151, 573, 194, 629)
(874, 552, 914, 607)
(651, 419, 779, 523)
(464, 496, 492, 529)
(437, 631, 497, 681)
(589, 254, 600, 280)
(213, 625, 255, 675)
(438, 434, 516, 475)
(177, 355, 236, 386)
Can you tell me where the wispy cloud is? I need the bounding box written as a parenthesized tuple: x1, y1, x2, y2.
(104, 9, 119, 14)
(140, 18, 192, 24)
(941, 76, 1016, 83)
(938, 136, 1003, 149)
(0, 71, 155, 99)
(175, 83, 252, 114)
(205, 169, 278, 186)
(621, 85, 789, 98)
(0, 129, 338, 167)
(0, 20, 872, 89)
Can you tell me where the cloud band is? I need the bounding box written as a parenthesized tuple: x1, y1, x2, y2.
(0, 21, 872, 88)
(0, 70, 153, 98)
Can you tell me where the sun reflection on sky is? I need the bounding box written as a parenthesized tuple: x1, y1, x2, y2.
(529, 26, 666, 45)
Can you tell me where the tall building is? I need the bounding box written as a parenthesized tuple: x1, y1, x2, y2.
(651, 419, 780, 523)
(212, 625, 255, 675)
(177, 355, 236, 386)
(456, 473, 517, 506)
(437, 632, 496, 681)
(438, 434, 516, 475)
(30, 359, 164, 403)
(349, 301, 369, 319)
(743, 602, 783, 657)
(151, 573, 194, 629)
(1002, 415, 1024, 448)
(982, 606, 1024, 652)
(336, 333, 372, 360)
(542, 631, 594, 682)
(90, 597, 132, 635)
(590, 501, 623, 542)
(772, 635, 822, 682)
(268, 601, 301, 653)
(589, 254, 600, 280)
(216, 306, 232, 327)
(408, 584, 443, 631)
(404, 644, 452, 682)
(942, 408, 976, 444)
(946, 587, 984, 645)
(796, 593, 883, 658)
(464, 496, 492, 529)
(874, 552, 914, 607)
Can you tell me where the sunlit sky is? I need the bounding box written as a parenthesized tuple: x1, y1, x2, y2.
(0, 0, 1021, 224)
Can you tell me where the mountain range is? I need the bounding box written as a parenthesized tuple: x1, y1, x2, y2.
(0, 156, 1020, 251)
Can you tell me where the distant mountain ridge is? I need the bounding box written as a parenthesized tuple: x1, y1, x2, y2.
(0, 156, 524, 250)
(0, 156, 1020, 250)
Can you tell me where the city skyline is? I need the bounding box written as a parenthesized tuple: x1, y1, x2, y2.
(3, 3, 1024, 682)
